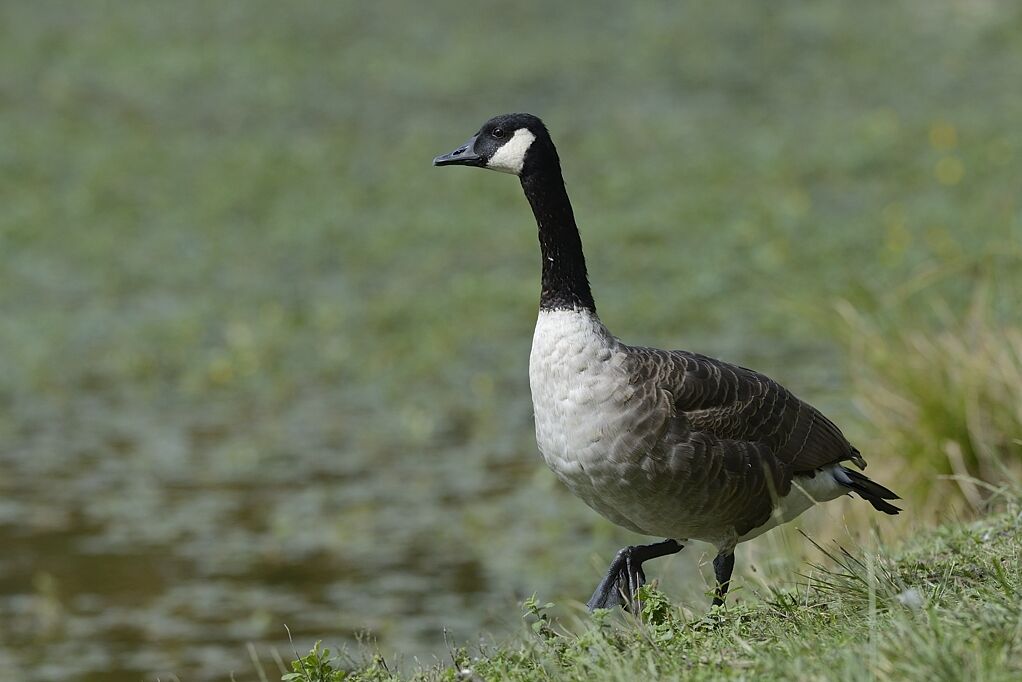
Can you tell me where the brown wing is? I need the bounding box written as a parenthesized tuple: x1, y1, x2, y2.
(625, 346, 862, 475)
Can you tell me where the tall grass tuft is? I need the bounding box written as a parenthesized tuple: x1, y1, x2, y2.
(838, 285, 1022, 511)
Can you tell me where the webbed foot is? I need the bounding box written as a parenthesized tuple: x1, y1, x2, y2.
(586, 539, 684, 612)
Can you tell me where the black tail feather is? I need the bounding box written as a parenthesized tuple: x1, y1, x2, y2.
(840, 467, 901, 515)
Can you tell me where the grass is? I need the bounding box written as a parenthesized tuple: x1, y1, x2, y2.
(282, 488, 1022, 681)
(839, 278, 1022, 514)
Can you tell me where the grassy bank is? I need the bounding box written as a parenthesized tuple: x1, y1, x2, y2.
(839, 284, 1022, 514)
(284, 489, 1021, 681)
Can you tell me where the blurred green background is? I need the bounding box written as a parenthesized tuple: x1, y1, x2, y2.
(1, 1, 1020, 680)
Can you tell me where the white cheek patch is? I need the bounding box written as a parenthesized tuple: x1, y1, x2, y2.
(486, 128, 536, 175)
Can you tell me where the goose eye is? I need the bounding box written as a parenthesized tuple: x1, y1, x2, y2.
(492, 127, 505, 139)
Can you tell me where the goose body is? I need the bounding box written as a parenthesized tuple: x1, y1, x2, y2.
(435, 113, 900, 609)
(531, 307, 858, 549)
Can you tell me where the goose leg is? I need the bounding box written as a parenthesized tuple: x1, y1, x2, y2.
(712, 552, 735, 607)
(586, 539, 684, 612)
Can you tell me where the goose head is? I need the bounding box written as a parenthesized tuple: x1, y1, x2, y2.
(433, 113, 554, 176)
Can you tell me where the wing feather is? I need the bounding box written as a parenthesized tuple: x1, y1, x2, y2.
(626, 346, 859, 475)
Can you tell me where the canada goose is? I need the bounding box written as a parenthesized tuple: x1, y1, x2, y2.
(433, 113, 900, 611)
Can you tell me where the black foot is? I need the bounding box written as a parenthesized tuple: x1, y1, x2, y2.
(586, 539, 683, 612)
(711, 552, 735, 607)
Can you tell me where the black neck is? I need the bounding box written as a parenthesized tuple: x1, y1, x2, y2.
(520, 166, 596, 313)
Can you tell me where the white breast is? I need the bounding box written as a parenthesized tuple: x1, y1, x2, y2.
(528, 308, 650, 530)
(529, 308, 616, 459)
